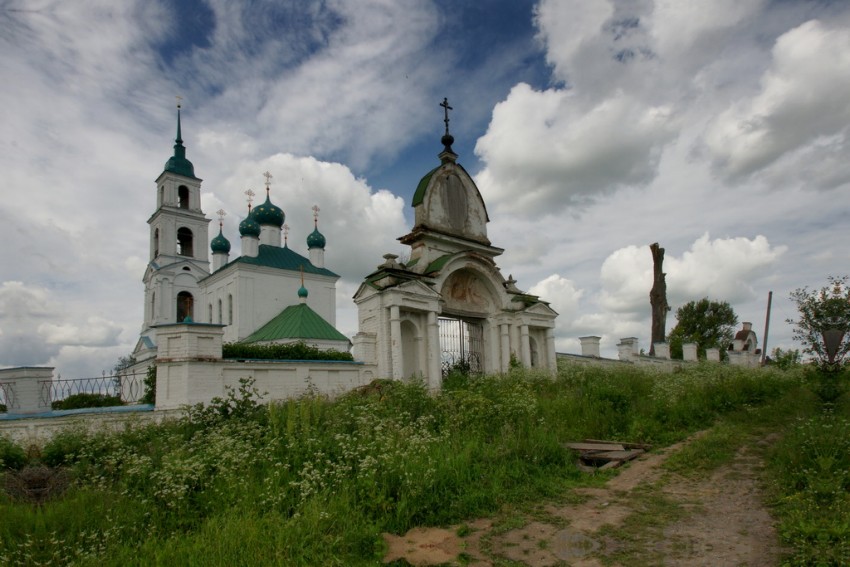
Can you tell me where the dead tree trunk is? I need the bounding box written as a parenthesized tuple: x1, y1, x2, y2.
(649, 242, 669, 356)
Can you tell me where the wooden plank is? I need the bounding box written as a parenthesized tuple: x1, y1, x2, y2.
(565, 442, 626, 452)
(590, 449, 644, 461)
(583, 439, 652, 450)
(597, 460, 622, 471)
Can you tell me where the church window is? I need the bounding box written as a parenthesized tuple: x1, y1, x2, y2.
(208, 304, 212, 323)
(177, 227, 193, 257)
(151, 292, 156, 321)
(176, 291, 194, 322)
(228, 294, 233, 325)
(159, 186, 164, 207)
(153, 228, 159, 257)
(218, 299, 223, 324)
(178, 185, 189, 209)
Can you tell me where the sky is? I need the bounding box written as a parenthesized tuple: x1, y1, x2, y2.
(2, 0, 850, 377)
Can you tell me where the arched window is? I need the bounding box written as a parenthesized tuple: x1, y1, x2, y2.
(176, 291, 194, 322)
(228, 294, 233, 325)
(178, 185, 189, 209)
(176, 227, 193, 257)
(208, 304, 212, 323)
(218, 299, 223, 324)
(159, 186, 164, 207)
(151, 292, 156, 321)
(153, 228, 159, 257)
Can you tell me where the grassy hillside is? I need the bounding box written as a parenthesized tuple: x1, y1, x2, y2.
(0, 362, 839, 566)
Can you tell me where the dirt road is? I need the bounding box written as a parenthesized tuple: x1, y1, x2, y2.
(383, 432, 780, 566)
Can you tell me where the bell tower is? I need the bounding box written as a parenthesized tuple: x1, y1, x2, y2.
(141, 101, 211, 334)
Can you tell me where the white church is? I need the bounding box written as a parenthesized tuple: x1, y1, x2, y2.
(133, 102, 559, 386)
(133, 105, 349, 367)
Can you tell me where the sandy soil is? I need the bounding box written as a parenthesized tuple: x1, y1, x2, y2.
(382, 432, 781, 566)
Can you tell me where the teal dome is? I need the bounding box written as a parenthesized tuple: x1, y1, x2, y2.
(306, 227, 326, 249)
(239, 213, 261, 238)
(298, 285, 309, 298)
(252, 196, 284, 227)
(211, 229, 231, 254)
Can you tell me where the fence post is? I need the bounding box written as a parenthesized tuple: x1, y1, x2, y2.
(0, 367, 54, 415)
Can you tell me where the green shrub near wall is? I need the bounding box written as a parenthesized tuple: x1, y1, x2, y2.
(222, 341, 354, 361)
(51, 393, 123, 411)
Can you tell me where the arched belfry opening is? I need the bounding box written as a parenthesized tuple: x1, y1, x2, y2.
(176, 227, 193, 257)
(178, 185, 190, 209)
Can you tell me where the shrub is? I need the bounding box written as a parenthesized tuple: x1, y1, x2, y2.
(51, 393, 123, 410)
(222, 341, 354, 361)
(141, 365, 156, 405)
(0, 437, 26, 470)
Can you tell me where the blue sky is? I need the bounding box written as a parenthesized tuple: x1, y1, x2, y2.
(2, 0, 850, 376)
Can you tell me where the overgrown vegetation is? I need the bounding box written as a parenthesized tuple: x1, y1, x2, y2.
(222, 341, 354, 361)
(0, 363, 815, 565)
(51, 393, 123, 411)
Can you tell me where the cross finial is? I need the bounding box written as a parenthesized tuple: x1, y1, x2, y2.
(244, 188, 256, 212)
(440, 97, 453, 136)
(263, 171, 273, 196)
(216, 208, 226, 229)
(283, 223, 290, 246)
(312, 204, 320, 227)
(176, 95, 182, 109)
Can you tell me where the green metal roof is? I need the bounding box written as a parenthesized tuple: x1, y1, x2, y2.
(424, 253, 456, 274)
(412, 165, 439, 207)
(243, 303, 349, 343)
(234, 245, 338, 277)
(163, 107, 199, 179)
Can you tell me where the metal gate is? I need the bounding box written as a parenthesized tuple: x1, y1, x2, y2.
(439, 317, 484, 376)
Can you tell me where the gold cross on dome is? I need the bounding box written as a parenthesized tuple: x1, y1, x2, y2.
(176, 95, 183, 109)
(244, 189, 256, 211)
(216, 208, 226, 221)
(263, 171, 273, 194)
(312, 205, 320, 225)
(283, 223, 290, 246)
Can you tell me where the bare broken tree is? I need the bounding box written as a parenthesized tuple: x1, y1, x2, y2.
(649, 242, 670, 356)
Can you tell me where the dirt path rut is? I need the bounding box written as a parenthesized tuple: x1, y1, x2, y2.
(383, 432, 781, 566)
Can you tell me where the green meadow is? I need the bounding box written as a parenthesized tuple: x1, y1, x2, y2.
(0, 362, 844, 566)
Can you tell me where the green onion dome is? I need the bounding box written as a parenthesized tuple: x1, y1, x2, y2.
(306, 227, 326, 250)
(298, 285, 309, 298)
(239, 213, 261, 238)
(252, 196, 285, 227)
(210, 228, 231, 254)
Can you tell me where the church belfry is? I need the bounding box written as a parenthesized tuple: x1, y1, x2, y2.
(142, 102, 211, 334)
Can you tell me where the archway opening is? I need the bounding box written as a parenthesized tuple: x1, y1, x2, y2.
(439, 316, 484, 376)
(178, 185, 189, 209)
(400, 320, 420, 380)
(177, 227, 193, 257)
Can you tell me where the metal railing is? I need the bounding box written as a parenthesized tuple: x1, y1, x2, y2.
(0, 381, 18, 410)
(38, 371, 147, 407)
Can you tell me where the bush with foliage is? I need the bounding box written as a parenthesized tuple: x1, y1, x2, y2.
(0, 437, 26, 470)
(222, 341, 354, 361)
(51, 393, 123, 410)
(787, 275, 850, 366)
(668, 298, 738, 359)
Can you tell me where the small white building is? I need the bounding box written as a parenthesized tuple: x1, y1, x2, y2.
(352, 118, 558, 388)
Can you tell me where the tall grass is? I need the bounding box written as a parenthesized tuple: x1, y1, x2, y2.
(766, 369, 850, 566)
(0, 364, 802, 566)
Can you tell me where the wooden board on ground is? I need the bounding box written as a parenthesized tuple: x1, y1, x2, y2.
(565, 439, 650, 471)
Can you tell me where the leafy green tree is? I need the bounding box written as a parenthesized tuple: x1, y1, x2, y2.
(667, 298, 738, 359)
(769, 347, 802, 370)
(787, 275, 850, 365)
